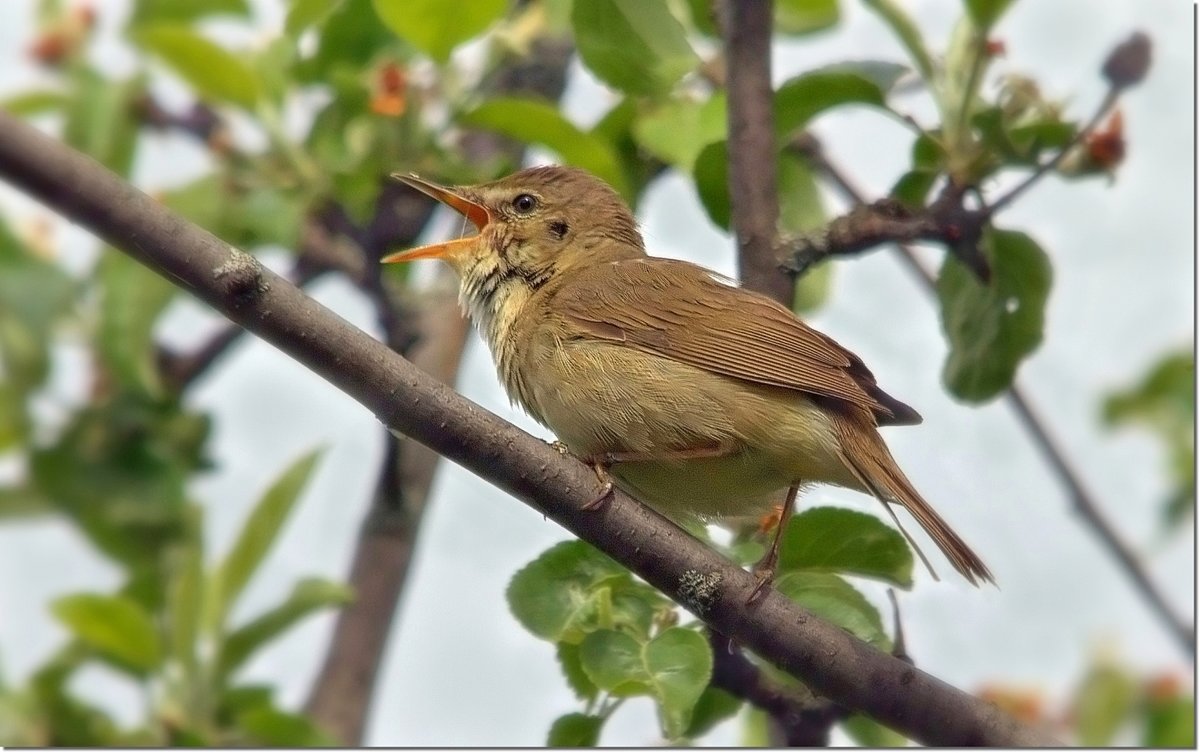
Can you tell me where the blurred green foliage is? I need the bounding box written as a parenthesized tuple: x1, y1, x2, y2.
(0, 0, 1185, 746)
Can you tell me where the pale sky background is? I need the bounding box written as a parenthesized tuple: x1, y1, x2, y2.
(0, 0, 1194, 746)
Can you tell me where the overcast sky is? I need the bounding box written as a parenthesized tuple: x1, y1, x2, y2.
(0, 0, 1194, 746)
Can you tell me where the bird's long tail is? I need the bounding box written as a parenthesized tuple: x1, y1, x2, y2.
(832, 415, 995, 586)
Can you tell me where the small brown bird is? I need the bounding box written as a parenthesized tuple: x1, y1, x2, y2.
(383, 165, 992, 588)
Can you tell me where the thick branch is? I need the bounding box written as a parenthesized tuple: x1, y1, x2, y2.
(0, 110, 1060, 748)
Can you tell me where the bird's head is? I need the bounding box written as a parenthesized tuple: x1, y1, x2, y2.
(381, 166, 645, 304)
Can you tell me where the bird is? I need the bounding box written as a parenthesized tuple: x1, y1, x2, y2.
(381, 164, 993, 591)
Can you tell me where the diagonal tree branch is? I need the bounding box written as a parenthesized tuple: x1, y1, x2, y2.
(0, 109, 1060, 749)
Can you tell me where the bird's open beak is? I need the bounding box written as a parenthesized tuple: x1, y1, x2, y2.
(380, 174, 490, 263)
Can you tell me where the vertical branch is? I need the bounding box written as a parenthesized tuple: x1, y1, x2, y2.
(721, 0, 791, 306)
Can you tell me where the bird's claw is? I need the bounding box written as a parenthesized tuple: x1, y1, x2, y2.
(582, 461, 615, 510)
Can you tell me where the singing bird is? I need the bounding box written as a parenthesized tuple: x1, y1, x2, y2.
(383, 165, 992, 588)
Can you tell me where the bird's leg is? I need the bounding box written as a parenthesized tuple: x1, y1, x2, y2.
(748, 483, 800, 604)
(576, 443, 736, 511)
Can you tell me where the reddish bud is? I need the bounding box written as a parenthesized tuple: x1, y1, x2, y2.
(1085, 110, 1126, 171)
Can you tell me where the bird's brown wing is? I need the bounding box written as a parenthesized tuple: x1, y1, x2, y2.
(554, 258, 921, 426)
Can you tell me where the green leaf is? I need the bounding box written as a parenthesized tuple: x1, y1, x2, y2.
(578, 627, 712, 739)
(579, 629, 651, 697)
(31, 394, 205, 570)
(1, 89, 66, 116)
(1073, 663, 1137, 746)
(644, 628, 713, 740)
(294, 0, 392, 82)
(209, 450, 324, 631)
(861, 0, 935, 82)
(1143, 694, 1195, 747)
(506, 540, 627, 643)
(166, 507, 204, 674)
(162, 174, 304, 250)
(963, 0, 1015, 30)
(462, 97, 631, 200)
(236, 707, 334, 746)
(842, 713, 909, 746)
(692, 140, 732, 229)
(937, 229, 1052, 402)
(682, 686, 741, 740)
(51, 594, 163, 674)
(285, 0, 345, 35)
(890, 169, 938, 209)
(774, 572, 888, 648)
(572, 0, 699, 96)
(547, 712, 604, 747)
(1103, 351, 1195, 530)
(97, 250, 175, 396)
(62, 69, 141, 175)
(373, 0, 506, 63)
(129, 0, 250, 24)
(218, 577, 353, 679)
(130, 25, 260, 108)
(775, 68, 890, 137)
(778, 153, 833, 313)
(556, 642, 599, 701)
(632, 94, 727, 171)
(777, 507, 914, 587)
(775, 0, 840, 35)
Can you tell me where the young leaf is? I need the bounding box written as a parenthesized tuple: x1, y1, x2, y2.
(861, 0, 935, 82)
(51, 594, 163, 675)
(775, 0, 840, 35)
(778, 153, 833, 313)
(937, 229, 1052, 402)
(773, 572, 889, 649)
(166, 507, 204, 674)
(556, 642, 599, 701)
(644, 628, 713, 740)
(372, 0, 507, 63)
(461, 98, 632, 200)
(547, 712, 604, 747)
(578, 629, 651, 697)
(572, 0, 699, 96)
(218, 577, 353, 679)
(130, 25, 260, 109)
(777, 507, 914, 588)
(505, 540, 628, 643)
(209, 449, 324, 631)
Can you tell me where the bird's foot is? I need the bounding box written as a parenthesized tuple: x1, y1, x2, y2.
(747, 552, 779, 605)
(582, 460, 614, 510)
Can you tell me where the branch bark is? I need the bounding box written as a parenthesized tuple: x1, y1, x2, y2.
(720, 0, 790, 306)
(0, 110, 1060, 748)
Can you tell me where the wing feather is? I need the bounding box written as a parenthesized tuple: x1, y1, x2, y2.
(554, 258, 921, 426)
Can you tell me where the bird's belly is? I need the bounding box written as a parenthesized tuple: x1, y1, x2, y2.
(520, 341, 852, 519)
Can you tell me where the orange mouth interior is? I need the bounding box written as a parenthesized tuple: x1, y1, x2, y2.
(381, 174, 490, 263)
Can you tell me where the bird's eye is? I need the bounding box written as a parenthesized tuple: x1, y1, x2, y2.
(512, 194, 538, 214)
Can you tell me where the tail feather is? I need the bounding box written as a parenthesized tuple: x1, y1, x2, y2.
(832, 415, 995, 586)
